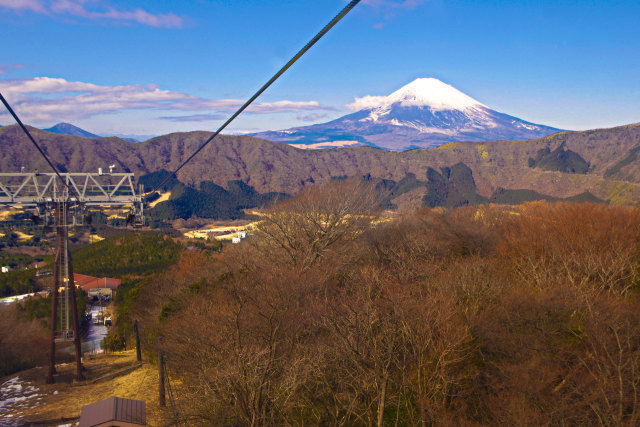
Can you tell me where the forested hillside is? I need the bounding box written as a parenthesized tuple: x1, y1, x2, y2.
(121, 180, 640, 425)
(140, 170, 289, 221)
(71, 232, 183, 278)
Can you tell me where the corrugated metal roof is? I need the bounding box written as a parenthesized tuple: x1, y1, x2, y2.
(79, 396, 146, 427)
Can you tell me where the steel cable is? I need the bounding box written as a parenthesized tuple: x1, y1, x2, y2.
(0, 92, 79, 198)
(151, 0, 361, 193)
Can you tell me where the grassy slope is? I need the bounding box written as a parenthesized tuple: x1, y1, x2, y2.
(0, 351, 176, 425)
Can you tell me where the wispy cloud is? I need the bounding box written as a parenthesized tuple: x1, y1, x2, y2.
(296, 113, 329, 122)
(0, 64, 24, 75)
(0, 0, 183, 28)
(0, 77, 336, 124)
(159, 114, 226, 122)
(362, 0, 428, 9)
(249, 101, 333, 114)
(361, 0, 429, 27)
(0, 0, 46, 12)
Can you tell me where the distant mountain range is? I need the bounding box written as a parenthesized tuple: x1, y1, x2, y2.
(40, 122, 153, 143)
(30, 78, 558, 151)
(44, 122, 101, 139)
(2, 122, 640, 216)
(252, 78, 561, 151)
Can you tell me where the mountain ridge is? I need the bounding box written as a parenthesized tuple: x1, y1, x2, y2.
(1, 122, 640, 206)
(41, 122, 151, 142)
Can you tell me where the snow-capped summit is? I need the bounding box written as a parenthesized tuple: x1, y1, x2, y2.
(252, 78, 562, 151)
(351, 78, 485, 112)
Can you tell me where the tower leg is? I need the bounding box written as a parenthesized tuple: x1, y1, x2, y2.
(159, 350, 166, 407)
(67, 249, 84, 381)
(47, 202, 63, 384)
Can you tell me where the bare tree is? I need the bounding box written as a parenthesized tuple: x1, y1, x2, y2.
(254, 178, 380, 272)
(498, 203, 640, 295)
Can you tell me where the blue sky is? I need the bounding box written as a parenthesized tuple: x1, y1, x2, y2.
(1, 0, 639, 137)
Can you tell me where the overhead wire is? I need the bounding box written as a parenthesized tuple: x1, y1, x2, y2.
(151, 0, 362, 193)
(0, 92, 80, 199)
(0, 1, 362, 200)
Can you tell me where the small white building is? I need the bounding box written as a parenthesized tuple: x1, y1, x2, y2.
(1, 266, 9, 273)
(238, 232, 247, 239)
(231, 237, 241, 244)
(88, 287, 113, 299)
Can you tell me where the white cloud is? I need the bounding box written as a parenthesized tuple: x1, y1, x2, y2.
(0, 77, 336, 124)
(0, 0, 183, 28)
(346, 95, 388, 111)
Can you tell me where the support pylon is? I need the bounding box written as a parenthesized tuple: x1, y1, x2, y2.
(67, 249, 84, 381)
(46, 201, 84, 383)
(46, 237, 60, 384)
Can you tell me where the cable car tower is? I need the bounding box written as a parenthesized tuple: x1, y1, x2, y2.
(1, 92, 144, 382)
(0, 171, 144, 382)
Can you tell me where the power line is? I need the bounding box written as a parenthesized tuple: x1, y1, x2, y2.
(151, 0, 361, 193)
(0, 92, 79, 198)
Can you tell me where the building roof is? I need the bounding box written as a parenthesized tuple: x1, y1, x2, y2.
(79, 396, 146, 427)
(75, 274, 121, 292)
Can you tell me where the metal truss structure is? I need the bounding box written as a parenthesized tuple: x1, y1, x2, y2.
(0, 172, 144, 226)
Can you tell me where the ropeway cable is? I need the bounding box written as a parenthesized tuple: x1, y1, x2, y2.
(151, 0, 361, 194)
(0, 92, 80, 199)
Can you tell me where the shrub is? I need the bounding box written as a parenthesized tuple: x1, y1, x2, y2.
(102, 333, 126, 352)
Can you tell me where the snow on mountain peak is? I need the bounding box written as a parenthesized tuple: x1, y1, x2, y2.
(347, 78, 485, 112)
(390, 78, 484, 110)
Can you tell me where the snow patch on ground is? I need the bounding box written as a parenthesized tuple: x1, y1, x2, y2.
(0, 376, 43, 425)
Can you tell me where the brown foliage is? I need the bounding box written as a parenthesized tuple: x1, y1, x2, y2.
(131, 195, 640, 425)
(0, 303, 49, 377)
(497, 202, 640, 294)
(254, 178, 380, 272)
(572, 296, 640, 426)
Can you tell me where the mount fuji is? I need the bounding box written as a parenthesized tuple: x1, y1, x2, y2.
(252, 78, 562, 151)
